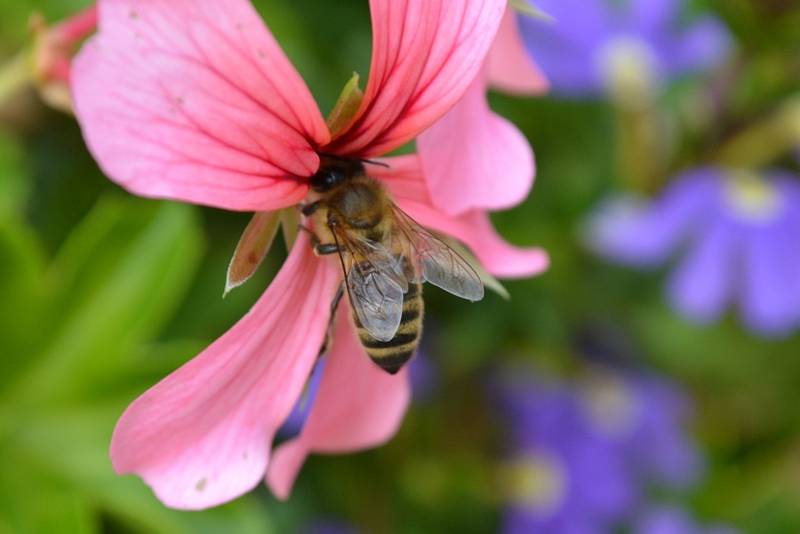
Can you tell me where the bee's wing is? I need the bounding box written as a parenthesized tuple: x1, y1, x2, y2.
(390, 205, 485, 302)
(349, 237, 409, 293)
(331, 227, 407, 342)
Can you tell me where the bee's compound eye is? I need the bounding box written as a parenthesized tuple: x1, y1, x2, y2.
(325, 169, 344, 187)
(311, 167, 346, 191)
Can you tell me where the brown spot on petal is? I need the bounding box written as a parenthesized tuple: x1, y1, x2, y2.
(195, 478, 207, 492)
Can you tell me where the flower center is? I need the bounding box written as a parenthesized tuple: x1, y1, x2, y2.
(503, 452, 568, 515)
(581, 373, 638, 437)
(723, 171, 782, 223)
(598, 36, 658, 106)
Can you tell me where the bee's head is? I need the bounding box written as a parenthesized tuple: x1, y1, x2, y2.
(310, 166, 346, 193)
(310, 156, 364, 193)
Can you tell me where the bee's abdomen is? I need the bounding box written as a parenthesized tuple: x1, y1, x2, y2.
(356, 283, 423, 375)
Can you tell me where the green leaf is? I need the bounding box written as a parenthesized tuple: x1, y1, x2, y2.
(14, 406, 275, 534)
(6, 196, 204, 404)
(0, 132, 28, 221)
(0, 451, 98, 534)
(326, 72, 363, 137)
(0, 221, 47, 387)
(102, 339, 208, 399)
(0, 1, 93, 50)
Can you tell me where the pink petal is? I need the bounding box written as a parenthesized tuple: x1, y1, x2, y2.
(374, 156, 549, 278)
(266, 311, 411, 500)
(486, 8, 549, 95)
(417, 69, 535, 216)
(72, 0, 330, 212)
(110, 235, 340, 510)
(34, 5, 98, 85)
(327, 0, 506, 157)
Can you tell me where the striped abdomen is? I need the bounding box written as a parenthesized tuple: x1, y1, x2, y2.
(355, 282, 424, 374)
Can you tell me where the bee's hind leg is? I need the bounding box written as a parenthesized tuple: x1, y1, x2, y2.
(314, 243, 340, 255)
(318, 282, 345, 357)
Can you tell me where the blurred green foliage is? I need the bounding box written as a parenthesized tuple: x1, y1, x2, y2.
(0, 0, 798, 532)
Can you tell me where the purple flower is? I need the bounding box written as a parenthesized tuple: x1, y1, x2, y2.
(635, 506, 740, 534)
(278, 358, 327, 440)
(494, 373, 637, 533)
(304, 520, 360, 534)
(517, 0, 732, 97)
(409, 350, 439, 403)
(578, 371, 702, 489)
(493, 365, 708, 533)
(590, 168, 800, 336)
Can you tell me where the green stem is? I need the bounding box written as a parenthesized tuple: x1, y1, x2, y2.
(714, 94, 800, 169)
(0, 51, 32, 107)
(614, 102, 667, 194)
(605, 43, 669, 194)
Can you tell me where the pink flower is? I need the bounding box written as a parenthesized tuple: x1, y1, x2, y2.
(488, 6, 550, 97)
(418, 5, 549, 216)
(30, 5, 98, 111)
(72, 0, 548, 510)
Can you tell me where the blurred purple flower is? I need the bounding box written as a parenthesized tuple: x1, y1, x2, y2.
(578, 371, 702, 489)
(493, 366, 707, 533)
(589, 168, 800, 336)
(278, 358, 327, 440)
(409, 351, 439, 403)
(304, 520, 360, 534)
(516, 0, 732, 97)
(635, 506, 740, 534)
(494, 373, 637, 533)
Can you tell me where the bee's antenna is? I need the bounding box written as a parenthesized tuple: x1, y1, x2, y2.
(316, 152, 391, 168)
(317, 152, 347, 161)
(360, 158, 390, 168)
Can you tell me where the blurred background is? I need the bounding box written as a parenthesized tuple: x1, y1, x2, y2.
(0, 0, 799, 532)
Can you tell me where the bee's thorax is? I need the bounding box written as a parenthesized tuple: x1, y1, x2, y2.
(327, 180, 387, 230)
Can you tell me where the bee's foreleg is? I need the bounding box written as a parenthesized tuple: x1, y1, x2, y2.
(296, 224, 340, 255)
(318, 282, 345, 357)
(299, 201, 322, 216)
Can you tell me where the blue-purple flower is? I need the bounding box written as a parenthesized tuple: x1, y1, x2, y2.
(494, 372, 637, 533)
(408, 350, 439, 403)
(634, 506, 740, 534)
(278, 358, 328, 440)
(516, 0, 732, 97)
(578, 371, 701, 489)
(304, 520, 360, 534)
(492, 365, 706, 533)
(590, 168, 800, 336)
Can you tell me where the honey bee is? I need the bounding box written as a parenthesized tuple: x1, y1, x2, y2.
(301, 155, 484, 374)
